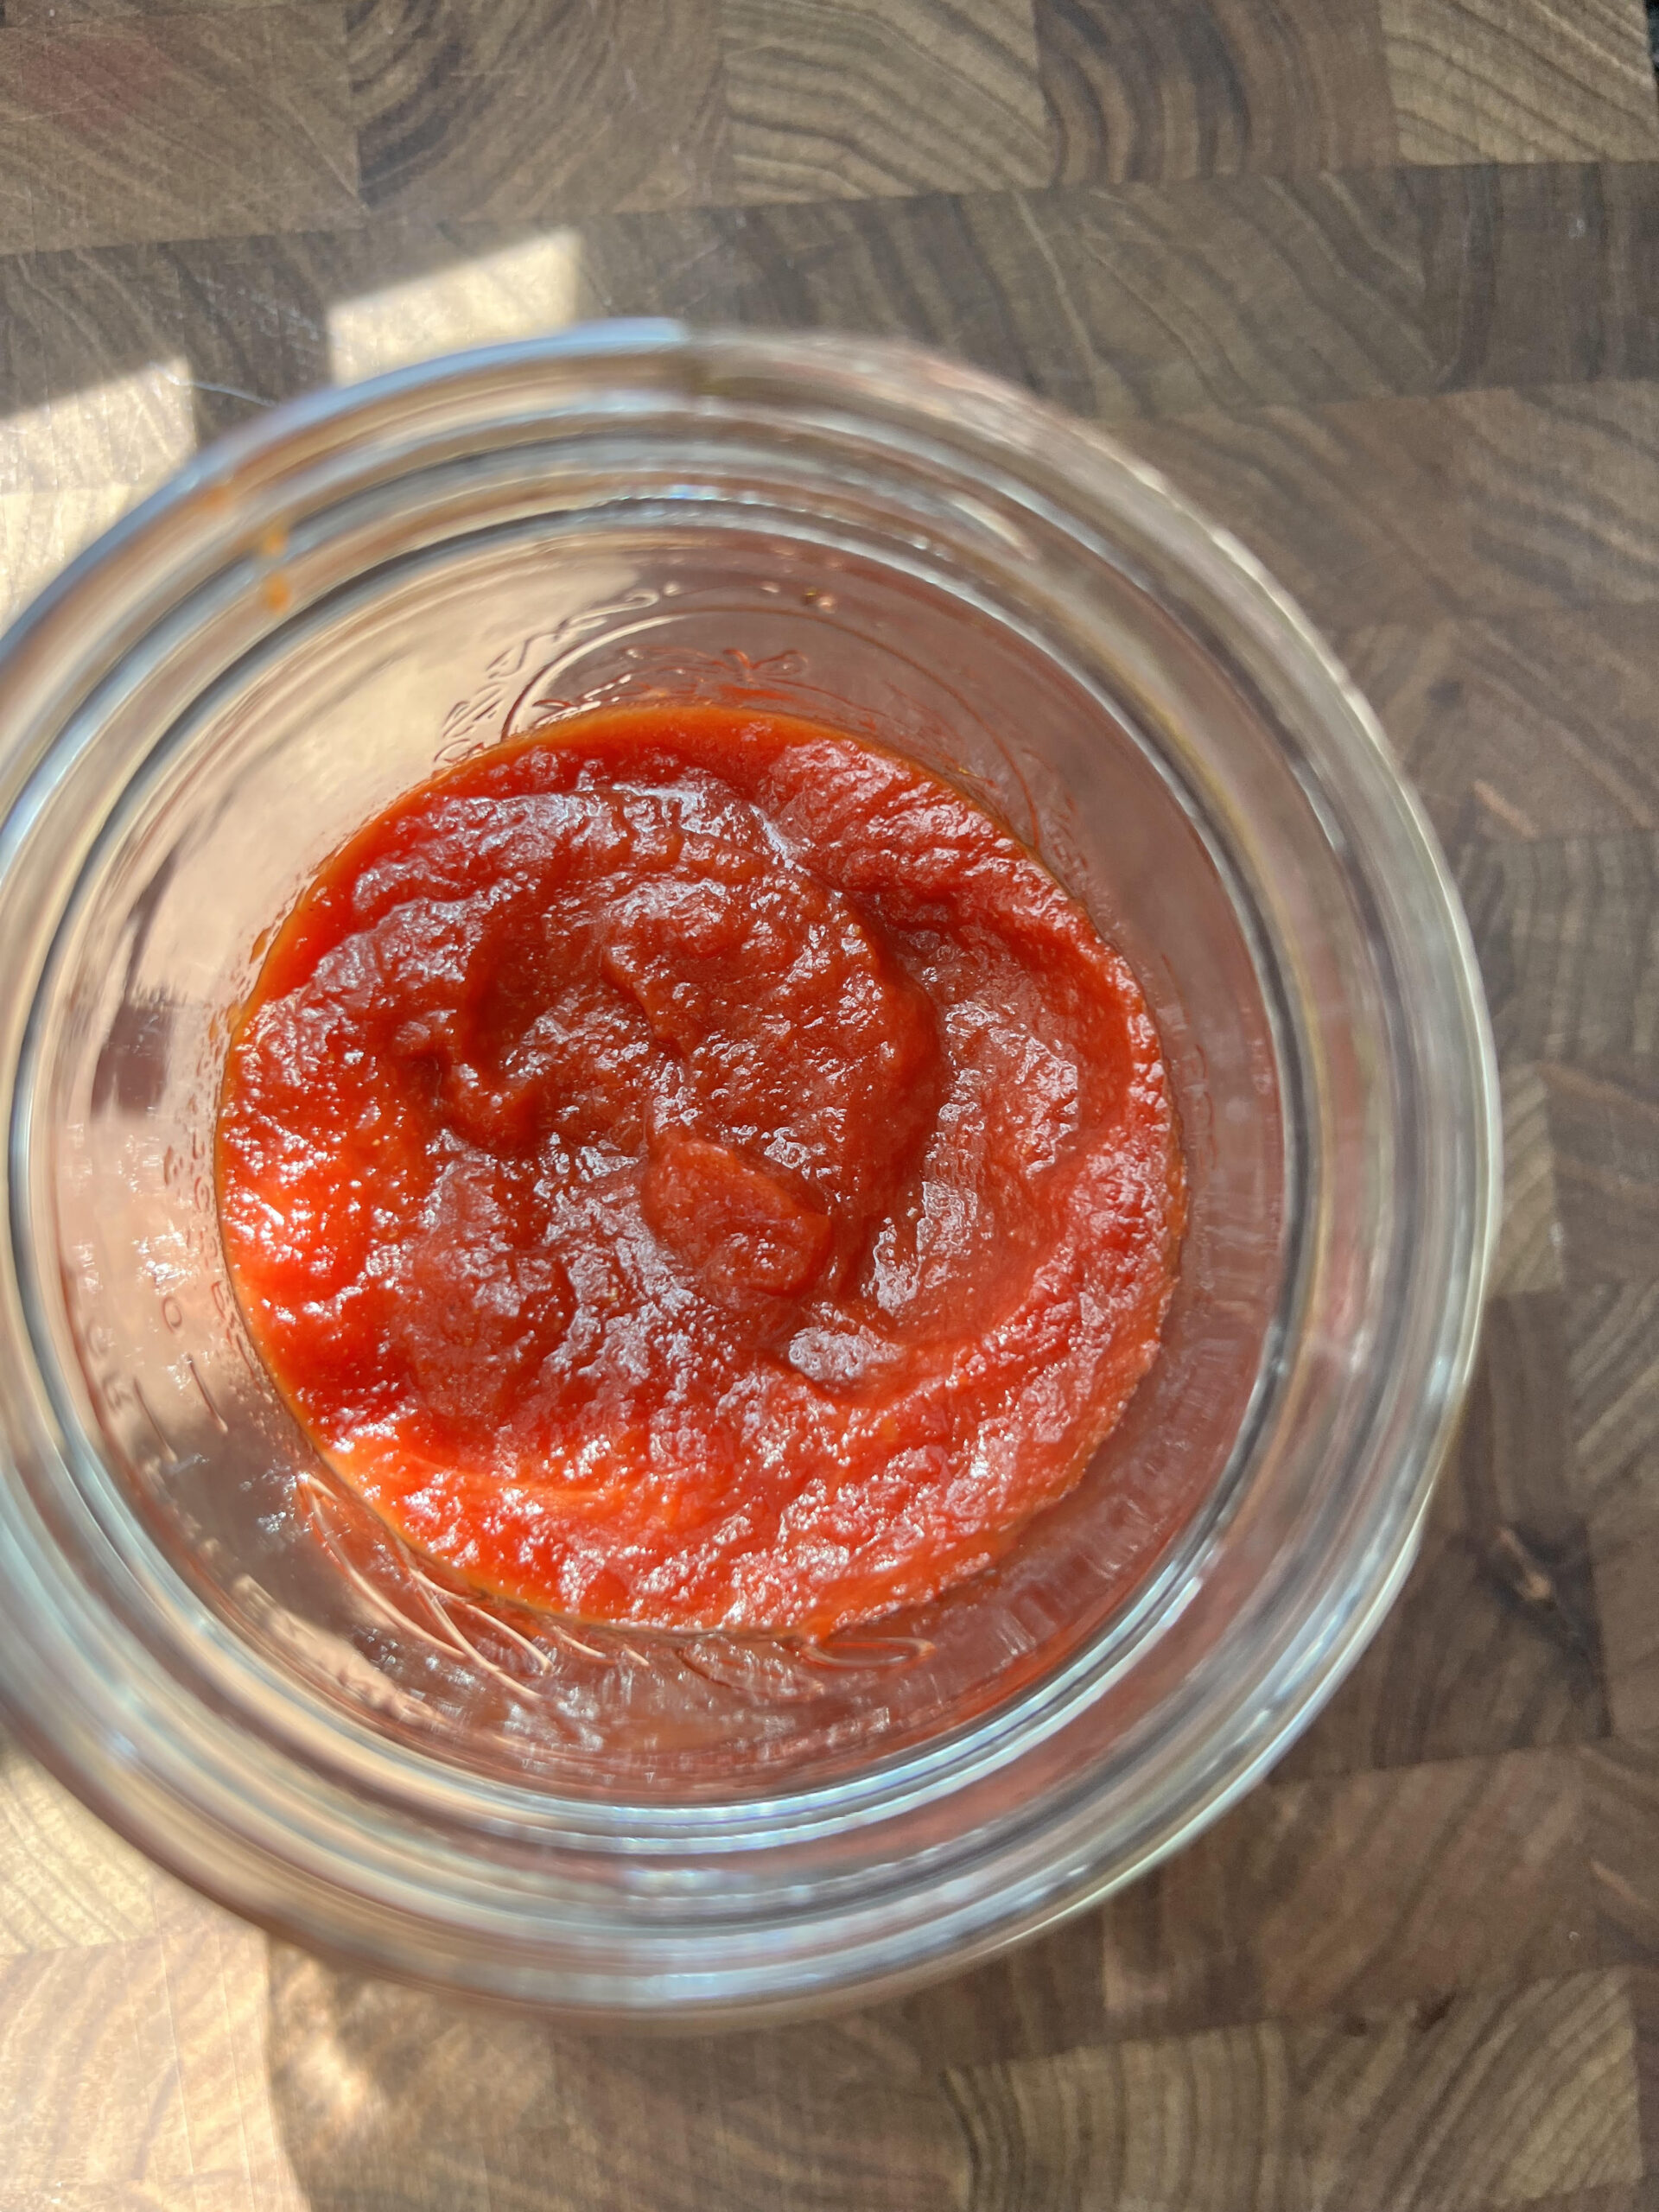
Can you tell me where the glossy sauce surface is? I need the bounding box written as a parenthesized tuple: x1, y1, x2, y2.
(217, 704, 1185, 1635)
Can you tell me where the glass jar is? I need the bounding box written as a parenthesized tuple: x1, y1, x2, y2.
(0, 326, 1498, 2021)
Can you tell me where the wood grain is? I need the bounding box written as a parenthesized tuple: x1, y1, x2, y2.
(1091, 1745, 1592, 2038)
(1586, 1736, 1659, 1965)
(1410, 162, 1659, 392)
(3, 160, 1641, 480)
(1571, 1282, 1659, 1499)
(1572, 1281, 1659, 1733)
(1035, 0, 1397, 184)
(0, 232, 334, 448)
(1279, 1294, 1608, 1777)
(0, 9, 359, 256)
(1338, 607, 1659, 849)
(1293, 1971, 1644, 2210)
(155, 1888, 302, 2205)
(349, 0, 730, 221)
(1542, 1064, 1659, 1288)
(1379, 0, 1659, 166)
(1491, 1065, 1567, 1295)
(1459, 834, 1659, 1069)
(1450, 381, 1659, 610)
(1635, 1974, 1659, 2182)
(8, 0, 283, 19)
(0, 354, 194, 495)
(1587, 1447, 1659, 1737)
(1118, 393, 1469, 629)
(583, 173, 1443, 415)
(1011, 173, 1436, 413)
(720, 0, 1052, 202)
(859, 1926, 1115, 2078)
(944, 2022, 1296, 2212)
(580, 165, 1659, 423)
(0, 1750, 156, 1961)
(1446, 2189, 1659, 2212)
(0, 1941, 189, 2194)
(264, 1947, 971, 2212)
(0, 2179, 283, 2211)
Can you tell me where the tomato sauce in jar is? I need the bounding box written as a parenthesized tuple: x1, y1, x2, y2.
(217, 703, 1185, 1636)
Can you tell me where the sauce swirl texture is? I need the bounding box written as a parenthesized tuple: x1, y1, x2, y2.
(217, 704, 1185, 1635)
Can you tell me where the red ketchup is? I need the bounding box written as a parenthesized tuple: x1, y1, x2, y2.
(217, 704, 1185, 1636)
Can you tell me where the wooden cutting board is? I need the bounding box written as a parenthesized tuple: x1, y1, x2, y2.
(2, 2, 1656, 2203)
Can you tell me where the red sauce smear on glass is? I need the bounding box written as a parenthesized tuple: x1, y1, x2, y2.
(217, 704, 1185, 1636)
